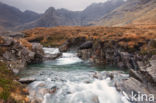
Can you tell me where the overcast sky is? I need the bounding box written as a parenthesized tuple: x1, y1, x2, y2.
(0, 0, 107, 13)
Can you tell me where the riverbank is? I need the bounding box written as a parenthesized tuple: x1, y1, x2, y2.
(0, 36, 44, 102)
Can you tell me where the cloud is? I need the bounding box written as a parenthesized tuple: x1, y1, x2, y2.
(0, 0, 107, 13)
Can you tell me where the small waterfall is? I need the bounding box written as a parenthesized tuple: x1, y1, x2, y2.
(56, 53, 82, 65)
(43, 48, 60, 55)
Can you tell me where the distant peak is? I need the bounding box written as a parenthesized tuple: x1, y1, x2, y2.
(46, 7, 55, 12)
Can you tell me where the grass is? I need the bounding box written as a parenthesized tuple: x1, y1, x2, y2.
(23, 26, 156, 55)
(0, 61, 13, 101)
(0, 62, 29, 102)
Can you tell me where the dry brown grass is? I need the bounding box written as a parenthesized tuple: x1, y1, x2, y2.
(18, 38, 32, 50)
(23, 26, 156, 54)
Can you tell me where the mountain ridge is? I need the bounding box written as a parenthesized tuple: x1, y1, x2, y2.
(95, 0, 156, 26)
(15, 0, 125, 30)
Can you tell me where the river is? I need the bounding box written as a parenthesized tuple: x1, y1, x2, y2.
(19, 48, 130, 103)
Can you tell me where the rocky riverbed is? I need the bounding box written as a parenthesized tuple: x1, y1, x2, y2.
(19, 48, 130, 103)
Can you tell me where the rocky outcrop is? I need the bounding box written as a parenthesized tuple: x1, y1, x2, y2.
(78, 41, 142, 70)
(59, 37, 87, 52)
(76, 39, 156, 102)
(0, 36, 44, 73)
(115, 55, 156, 103)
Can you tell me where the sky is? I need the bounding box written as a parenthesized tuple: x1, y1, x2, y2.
(0, 0, 107, 13)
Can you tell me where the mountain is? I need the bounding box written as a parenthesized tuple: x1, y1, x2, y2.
(95, 0, 156, 26)
(16, 8, 81, 30)
(16, 0, 125, 30)
(0, 2, 40, 29)
(81, 0, 125, 25)
(22, 10, 40, 23)
(1, 0, 156, 30)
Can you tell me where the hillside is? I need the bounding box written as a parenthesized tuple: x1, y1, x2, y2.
(0, 2, 40, 29)
(95, 0, 156, 26)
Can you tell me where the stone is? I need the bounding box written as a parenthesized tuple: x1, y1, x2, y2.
(0, 36, 14, 46)
(142, 60, 156, 84)
(59, 43, 69, 52)
(44, 53, 62, 60)
(19, 77, 36, 84)
(129, 69, 143, 82)
(79, 41, 93, 50)
(115, 77, 150, 102)
(7, 32, 25, 38)
(151, 55, 156, 60)
(93, 72, 103, 80)
(37, 83, 46, 87)
(31, 43, 44, 64)
(91, 95, 99, 103)
(117, 62, 124, 68)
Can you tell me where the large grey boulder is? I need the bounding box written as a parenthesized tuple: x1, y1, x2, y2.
(31, 43, 44, 64)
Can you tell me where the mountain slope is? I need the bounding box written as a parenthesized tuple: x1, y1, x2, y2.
(95, 0, 156, 26)
(81, 0, 125, 25)
(0, 2, 40, 29)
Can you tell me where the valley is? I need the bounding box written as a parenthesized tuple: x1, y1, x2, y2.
(0, 0, 156, 103)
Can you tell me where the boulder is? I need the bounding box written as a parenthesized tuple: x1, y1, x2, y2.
(79, 41, 93, 50)
(115, 77, 151, 103)
(0, 36, 14, 46)
(44, 53, 62, 60)
(140, 60, 156, 84)
(31, 43, 44, 64)
(59, 43, 69, 52)
(129, 69, 143, 82)
(19, 77, 36, 84)
(3, 32, 25, 38)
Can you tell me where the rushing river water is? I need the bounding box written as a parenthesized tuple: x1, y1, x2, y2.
(19, 48, 130, 103)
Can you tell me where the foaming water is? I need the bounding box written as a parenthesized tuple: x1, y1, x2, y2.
(20, 48, 130, 103)
(56, 53, 82, 65)
(43, 48, 60, 55)
(43, 79, 129, 103)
